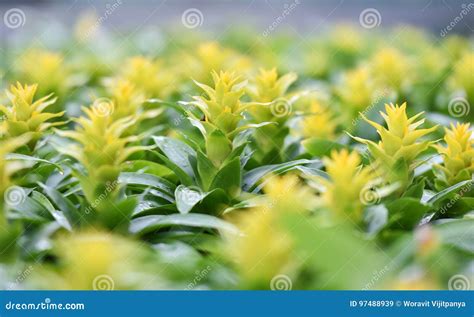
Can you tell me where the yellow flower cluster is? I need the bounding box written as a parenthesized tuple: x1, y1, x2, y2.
(0, 83, 63, 148)
(56, 106, 151, 205)
(320, 150, 376, 222)
(230, 174, 314, 286)
(434, 123, 474, 188)
(353, 103, 437, 190)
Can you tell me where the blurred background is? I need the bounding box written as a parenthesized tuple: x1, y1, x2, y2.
(0, 0, 472, 37)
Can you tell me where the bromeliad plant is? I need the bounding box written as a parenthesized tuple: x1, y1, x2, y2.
(55, 105, 152, 228)
(433, 123, 474, 189)
(246, 68, 297, 165)
(0, 83, 64, 150)
(0, 24, 472, 291)
(352, 102, 437, 192)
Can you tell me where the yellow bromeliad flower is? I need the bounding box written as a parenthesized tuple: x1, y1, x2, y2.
(118, 56, 174, 99)
(35, 231, 152, 290)
(370, 48, 410, 92)
(433, 123, 474, 188)
(189, 70, 247, 134)
(337, 66, 377, 117)
(247, 68, 297, 122)
(320, 149, 377, 222)
(0, 83, 64, 148)
(450, 52, 474, 103)
(56, 105, 151, 206)
(301, 100, 337, 140)
(229, 174, 314, 286)
(17, 49, 70, 110)
(353, 103, 437, 189)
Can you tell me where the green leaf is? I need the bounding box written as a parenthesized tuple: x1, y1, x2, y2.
(427, 180, 473, 207)
(175, 185, 204, 214)
(243, 159, 320, 192)
(302, 138, 345, 157)
(6, 153, 64, 173)
(434, 219, 474, 253)
(386, 198, 431, 230)
(197, 150, 217, 191)
(130, 214, 239, 235)
(122, 160, 176, 180)
(153, 136, 196, 177)
(149, 151, 194, 186)
(31, 191, 72, 231)
(119, 172, 176, 198)
(402, 178, 425, 199)
(205, 129, 232, 166)
(38, 183, 82, 227)
(210, 157, 241, 197)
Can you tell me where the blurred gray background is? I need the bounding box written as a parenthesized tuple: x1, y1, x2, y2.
(0, 0, 472, 37)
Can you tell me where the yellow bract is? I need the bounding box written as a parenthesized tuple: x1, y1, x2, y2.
(118, 56, 174, 99)
(17, 49, 69, 106)
(320, 149, 376, 221)
(107, 80, 146, 121)
(451, 52, 474, 102)
(337, 66, 375, 114)
(0, 83, 63, 146)
(370, 48, 410, 91)
(353, 102, 437, 188)
(229, 174, 313, 285)
(301, 101, 336, 139)
(43, 231, 148, 289)
(56, 106, 151, 204)
(191, 70, 247, 134)
(434, 123, 474, 188)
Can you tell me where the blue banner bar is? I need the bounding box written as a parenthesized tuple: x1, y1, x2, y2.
(0, 291, 472, 316)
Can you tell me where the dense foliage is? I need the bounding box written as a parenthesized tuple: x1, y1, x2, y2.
(0, 21, 473, 290)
